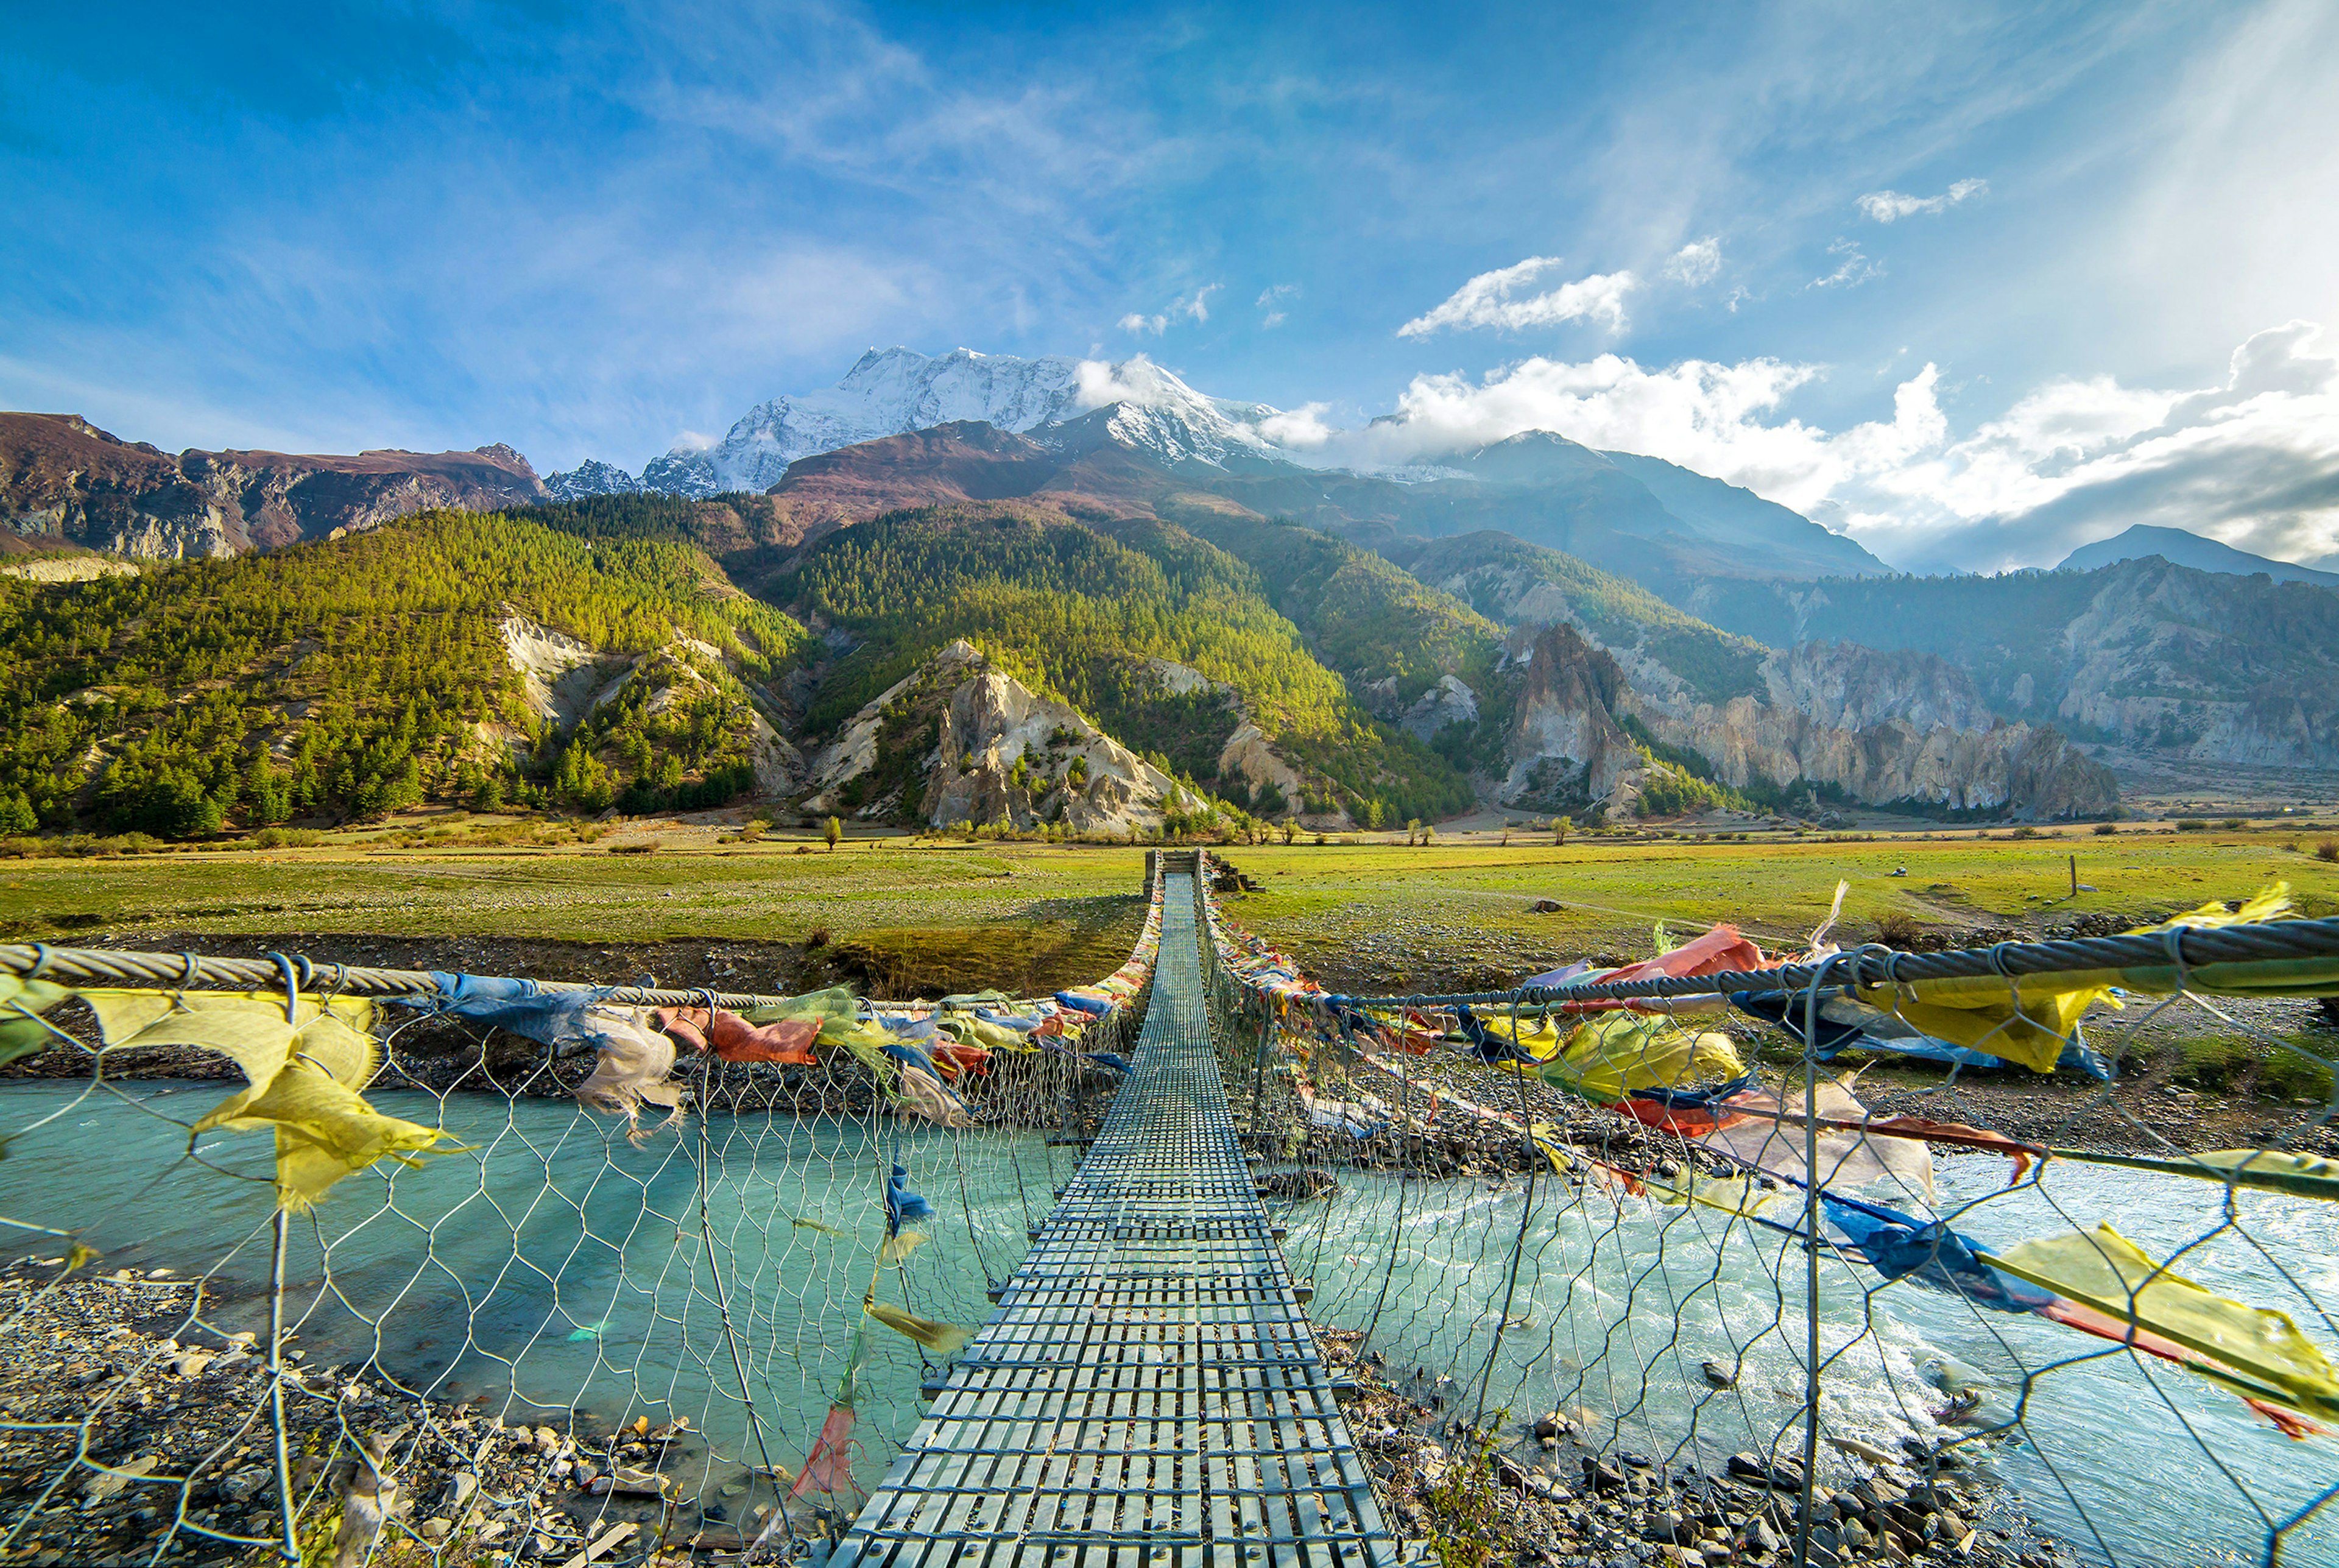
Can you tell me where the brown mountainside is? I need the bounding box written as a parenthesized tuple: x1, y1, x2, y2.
(0, 412, 546, 557)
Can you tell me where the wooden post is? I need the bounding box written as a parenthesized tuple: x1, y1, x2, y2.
(2070, 853, 2078, 897)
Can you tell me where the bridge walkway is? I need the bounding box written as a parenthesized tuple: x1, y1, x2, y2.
(831, 866, 1409, 1568)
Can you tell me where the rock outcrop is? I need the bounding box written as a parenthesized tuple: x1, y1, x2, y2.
(804, 641, 1180, 832)
(1621, 642, 2117, 818)
(2052, 562, 2339, 769)
(501, 613, 619, 727)
(1499, 624, 1645, 811)
(1216, 721, 1310, 811)
(0, 414, 546, 558)
(1400, 674, 1480, 741)
(1491, 626, 2117, 820)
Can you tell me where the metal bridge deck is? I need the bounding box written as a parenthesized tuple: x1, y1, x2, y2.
(831, 869, 1409, 1568)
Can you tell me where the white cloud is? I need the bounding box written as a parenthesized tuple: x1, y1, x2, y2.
(1118, 284, 1219, 336)
(1257, 402, 1336, 448)
(1857, 178, 1989, 222)
(1257, 282, 1297, 329)
(1324, 351, 1872, 510)
(1662, 238, 1722, 286)
(1810, 238, 1879, 289)
(1296, 320, 2339, 573)
(1397, 258, 1637, 337)
(1852, 319, 2339, 567)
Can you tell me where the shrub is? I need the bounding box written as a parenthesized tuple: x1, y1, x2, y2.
(2093, 822, 2119, 836)
(2220, 818, 2245, 830)
(2009, 824, 2040, 839)
(1872, 911, 1926, 948)
(2318, 840, 2339, 864)
(2175, 819, 2208, 832)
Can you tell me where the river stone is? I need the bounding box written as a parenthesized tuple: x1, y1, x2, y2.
(217, 1466, 270, 1503)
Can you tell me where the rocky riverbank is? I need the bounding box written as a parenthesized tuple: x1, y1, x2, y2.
(0, 1268, 826, 1567)
(1317, 1329, 2069, 1568)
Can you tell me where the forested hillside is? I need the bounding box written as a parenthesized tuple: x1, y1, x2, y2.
(1152, 507, 1503, 707)
(1397, 531, 1766, 706)
(0, 512, 802, 835)
(773, 504, 1474, 823)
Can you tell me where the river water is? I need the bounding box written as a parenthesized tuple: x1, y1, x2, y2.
(1, 1082, 2331, 1564)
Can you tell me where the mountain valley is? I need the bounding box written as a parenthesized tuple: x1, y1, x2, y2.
(2, 347, 2331, 836)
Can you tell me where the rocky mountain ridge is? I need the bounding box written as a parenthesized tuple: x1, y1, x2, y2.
(1696, 557, 2339, 772)
(1626, 640, 2115, 818)
(0, 414, 546, 558)
(2056, 523, 2339, 587)
(1, 390, 2284, 824)
(714, 427, 2121, 822)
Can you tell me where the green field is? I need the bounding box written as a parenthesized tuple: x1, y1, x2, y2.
(5, 820, 2334, 996)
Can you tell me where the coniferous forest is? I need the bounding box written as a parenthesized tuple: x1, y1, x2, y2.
(0, 511, 800, 836)
(0, 494, 1494, 837)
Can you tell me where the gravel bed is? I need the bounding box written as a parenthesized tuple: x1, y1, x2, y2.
(0, 1270, 817, 1567)
(1318, 1328, 2069, 1568)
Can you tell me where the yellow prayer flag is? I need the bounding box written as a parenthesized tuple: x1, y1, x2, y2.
(1991, 1224, 2339, 1421)
(80, 988, 460, 1210)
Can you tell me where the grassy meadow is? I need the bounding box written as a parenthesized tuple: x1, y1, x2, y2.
(5, 818, 2335, 997)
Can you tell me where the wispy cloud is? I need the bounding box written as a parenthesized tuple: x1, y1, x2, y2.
(1809, 237, 1879, 289)
(1662, 238, 1721, 286)
(1256, 282, 1297, 329)
(1857, 177, 1989, 222)
(1119, 284, 1219, 336)
(1398, 258, 1635, 337)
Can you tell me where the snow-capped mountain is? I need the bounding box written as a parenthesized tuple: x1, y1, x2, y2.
(546, 347, 1289, 499)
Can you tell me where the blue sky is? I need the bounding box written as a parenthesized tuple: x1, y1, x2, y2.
(6, 1, 2338, 570)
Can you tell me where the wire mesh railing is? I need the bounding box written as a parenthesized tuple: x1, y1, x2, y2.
(1193, 850, 2339, 1568)
(0, 857, 1164, 1568)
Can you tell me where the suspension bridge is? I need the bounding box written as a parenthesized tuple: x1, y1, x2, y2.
(833, 856, 1406, 1568)
(4, 847, 2338, 1568)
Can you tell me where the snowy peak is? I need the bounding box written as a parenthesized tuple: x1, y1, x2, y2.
(1066, 357, 1283, 468)
(636, 347, 1090, 498)
(834, 346, 1087, 432)
(556, 347, 1292, 499)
